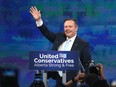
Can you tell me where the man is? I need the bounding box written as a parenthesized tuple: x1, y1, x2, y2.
(30, 6, 92, 86)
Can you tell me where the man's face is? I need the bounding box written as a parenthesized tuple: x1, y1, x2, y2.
(64, 20, 78, 38)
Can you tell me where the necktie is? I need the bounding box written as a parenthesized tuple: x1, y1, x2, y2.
(63, 39, 71, 51)
(58, 39, 71, 77)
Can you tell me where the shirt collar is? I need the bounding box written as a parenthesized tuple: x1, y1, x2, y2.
(66, 34, 77, 42)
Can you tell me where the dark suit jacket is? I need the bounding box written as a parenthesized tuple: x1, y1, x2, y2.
(38, 23, 92, 81)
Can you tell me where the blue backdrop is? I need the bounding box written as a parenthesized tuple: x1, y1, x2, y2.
(0, 0, 116, 87)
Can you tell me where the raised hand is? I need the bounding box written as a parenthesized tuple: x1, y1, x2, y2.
(96, 63, 105, 79)
(30, 6, 41, 21)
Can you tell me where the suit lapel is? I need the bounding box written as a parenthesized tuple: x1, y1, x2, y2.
(71, 36, 79, 51)
(52, 33, 66, 50)
(57, 36, 66, 48)
(52, 34, 80, 51)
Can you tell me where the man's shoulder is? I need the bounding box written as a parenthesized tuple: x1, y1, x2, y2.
(56, 32, 65, 37)
(76, 36, 89, 45)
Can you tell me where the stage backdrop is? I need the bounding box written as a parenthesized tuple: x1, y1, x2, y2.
(0, 0, 116, 87)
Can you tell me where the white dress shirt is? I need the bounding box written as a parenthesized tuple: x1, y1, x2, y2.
(36, 19, 43, 27)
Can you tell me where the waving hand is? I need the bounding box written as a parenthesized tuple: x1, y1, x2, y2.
(30, 6, 41, 21)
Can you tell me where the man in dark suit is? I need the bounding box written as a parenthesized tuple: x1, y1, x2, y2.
(30, 6, 92, 86)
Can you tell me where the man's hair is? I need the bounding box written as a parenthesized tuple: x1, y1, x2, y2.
(64, 18, 78, 27)
(30, 80, 45, 87)
(91, 79, 110, 87)
(84, 73, 100, 86)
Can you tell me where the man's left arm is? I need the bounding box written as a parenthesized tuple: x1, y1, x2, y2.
(80, 43, 92, 72)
